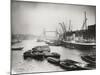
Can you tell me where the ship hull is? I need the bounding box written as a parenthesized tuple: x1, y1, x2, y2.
(63, 41, 96, 50)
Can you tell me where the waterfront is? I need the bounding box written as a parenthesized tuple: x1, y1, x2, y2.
(11, 40, 95, 74)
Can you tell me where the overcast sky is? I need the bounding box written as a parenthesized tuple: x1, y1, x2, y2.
(11, 1, 96, 36)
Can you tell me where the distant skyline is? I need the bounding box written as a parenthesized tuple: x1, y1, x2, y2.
(11, 1, 96, 36)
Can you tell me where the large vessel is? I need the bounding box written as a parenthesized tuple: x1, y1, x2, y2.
(59, 12, 96, 50)
(62, 40, 96, 50)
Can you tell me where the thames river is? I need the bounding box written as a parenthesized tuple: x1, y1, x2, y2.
(11, 40, 95, 74)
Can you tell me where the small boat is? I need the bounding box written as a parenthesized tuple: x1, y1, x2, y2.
(60, 59, 84, 71)
(45, 40, 63, 46)
(45, 41, 55, 46)
(60, 59, 79, 64)
(11, 40, 22, 45)
(23, 50, 44, 59)
(44, 52, 60, 58)
(75, 63, 96, 70)
(85, 63, 96, 69)
(44, 52, 52, 57)
(32, 45, 50, 52)
(60, 59, 95, 70)
(60, 62, 78, 71)
(51, 52, 60, 58)
(23, 50, 33, 59)
(47, 57, 60, 65)
(33, 52, 44, 57)
(81, 55, 96, 64)
(12, 47, 23, 50)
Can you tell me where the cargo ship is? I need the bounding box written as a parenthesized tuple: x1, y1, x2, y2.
(58, 12, 96, 50)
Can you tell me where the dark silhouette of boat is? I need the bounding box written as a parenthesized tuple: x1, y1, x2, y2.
(47, 57, 60, 65)
(12, 47, 24, 50)
(81, 55, 96, 64)
(59, 59, 93, 70)
(23, 50, 44, 59)
(23, 45, 60, 60)
(45, 40, 63, 46)
(44, 52, 60, 58)
(32, 45, 50, 52)
(11, 40, 22, 45)
(23, 45, 50, 59)
(60, 59, 80, 70)
(74, 61, 96, 70)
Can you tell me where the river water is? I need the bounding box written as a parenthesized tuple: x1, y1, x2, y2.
(11, 40, 95, 74)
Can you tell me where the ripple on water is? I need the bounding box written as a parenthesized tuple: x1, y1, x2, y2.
(11, 40, 95, 74)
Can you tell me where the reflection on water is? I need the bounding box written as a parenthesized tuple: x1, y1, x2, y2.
(11, 40, 95, 74)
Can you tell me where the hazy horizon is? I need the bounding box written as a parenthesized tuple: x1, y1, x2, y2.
(11, 1, 96, 36)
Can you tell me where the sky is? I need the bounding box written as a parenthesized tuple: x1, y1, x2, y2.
(11, 0, 96, 36)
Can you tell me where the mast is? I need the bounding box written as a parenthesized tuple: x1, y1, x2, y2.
(82, 11, 88, 30)
(68, 20, 71, 32)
